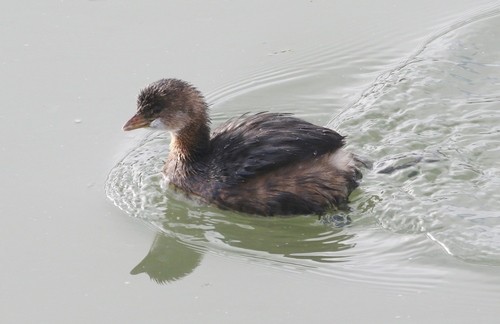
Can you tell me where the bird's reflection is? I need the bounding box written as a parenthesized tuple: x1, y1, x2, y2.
(130, 206, 356, 284)
(130, 234, 203, 284)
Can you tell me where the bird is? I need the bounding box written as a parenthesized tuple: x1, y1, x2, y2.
(123, 78, 362, 216)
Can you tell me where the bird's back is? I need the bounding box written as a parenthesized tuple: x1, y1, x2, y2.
(176, 113, 362, 215)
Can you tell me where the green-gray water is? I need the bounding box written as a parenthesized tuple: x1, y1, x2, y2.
(3, 1, 500, 323)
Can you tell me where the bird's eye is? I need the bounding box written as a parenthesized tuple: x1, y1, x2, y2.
(139, 105, 158, 120)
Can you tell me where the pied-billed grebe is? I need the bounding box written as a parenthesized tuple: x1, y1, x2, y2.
(123, 78, 362, 216)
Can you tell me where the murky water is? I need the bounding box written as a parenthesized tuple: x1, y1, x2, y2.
(3, 1, 500, 323)
(106, 3, 500, 296)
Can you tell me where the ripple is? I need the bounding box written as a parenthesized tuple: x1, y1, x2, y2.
(105, 127, 444, 290)
(330, 8, 500, 264)
(106, 5, 500, 289)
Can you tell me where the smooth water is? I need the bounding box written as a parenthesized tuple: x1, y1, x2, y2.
(106, 3, 500, 294)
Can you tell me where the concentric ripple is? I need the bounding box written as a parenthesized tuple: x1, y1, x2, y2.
(106, 6, 500, 287)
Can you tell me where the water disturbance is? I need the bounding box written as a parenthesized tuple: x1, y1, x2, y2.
(330, 7, 500, 265)
(106, 7, 500, 289)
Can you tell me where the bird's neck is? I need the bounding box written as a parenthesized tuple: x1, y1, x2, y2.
(169, 119, 210, 162)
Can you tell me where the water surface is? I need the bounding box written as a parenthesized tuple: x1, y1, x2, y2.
(107, 0, 500, 306)
(3, 0, 500, 323)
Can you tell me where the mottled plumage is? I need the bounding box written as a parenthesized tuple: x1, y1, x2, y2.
(123, 79, 362, 216)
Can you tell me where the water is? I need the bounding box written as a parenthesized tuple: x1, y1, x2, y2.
(3, 1, 500, 323)
(106, 1, 500, 296)
(332, 8, 500, 264)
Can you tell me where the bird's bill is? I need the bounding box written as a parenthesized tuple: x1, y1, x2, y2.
(123, 113, 150, 131)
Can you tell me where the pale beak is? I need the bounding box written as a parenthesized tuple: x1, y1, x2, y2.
(123, 113, 150, 131)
